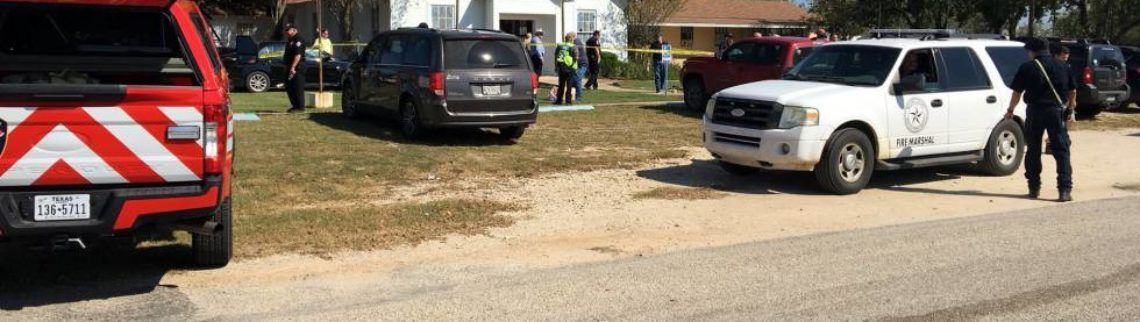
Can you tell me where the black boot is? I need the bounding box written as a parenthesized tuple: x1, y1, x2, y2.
(1028, 187, 1040, 199)
(1058, 190, 1073, 202)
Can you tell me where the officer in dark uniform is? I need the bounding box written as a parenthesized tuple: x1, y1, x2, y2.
(1005, 37, 1077, 202)
(283, 24, 307, 113)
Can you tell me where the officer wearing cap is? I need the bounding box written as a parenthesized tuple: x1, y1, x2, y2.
(1004, 37, 1078, 202)
(283, 24, 307, 113)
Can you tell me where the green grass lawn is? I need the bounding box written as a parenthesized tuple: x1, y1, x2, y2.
(230, 104, 702, 257)
(230, 87, 676, 114)
(230, 91, 341, 114)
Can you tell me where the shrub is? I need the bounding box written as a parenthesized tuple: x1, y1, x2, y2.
(598, 52, 680, 80)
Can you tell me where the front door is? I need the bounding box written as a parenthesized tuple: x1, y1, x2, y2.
(886, 48, 949, 158)
(499, 20, 534, 37)
(937, 47, 1001, 152)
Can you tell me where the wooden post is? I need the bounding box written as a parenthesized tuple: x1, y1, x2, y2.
(308, 0, 334, 108)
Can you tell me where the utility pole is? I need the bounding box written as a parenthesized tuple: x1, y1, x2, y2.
(560, 0, 565, 37)
(455, 0, 460, 28)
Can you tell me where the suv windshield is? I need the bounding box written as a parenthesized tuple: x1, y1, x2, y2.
(783, 45, 900, 86)
(444, 39, 528, 70)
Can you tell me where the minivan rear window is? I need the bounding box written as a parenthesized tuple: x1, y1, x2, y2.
(1091, 46, 1125, 67)
(0, 5, 200, 86)
(985, 47, 1029, 87)
(444, 39, 528, 70)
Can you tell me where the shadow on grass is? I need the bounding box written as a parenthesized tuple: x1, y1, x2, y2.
(0, 243, 193, 311)
(638, 159, 1027, 199)
(637, 102, 702, 119)
(307, 112, 517, 147)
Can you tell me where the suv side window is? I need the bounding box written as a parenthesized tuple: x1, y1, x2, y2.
(366, 36, 385, 64)
(752, 43, 784, 64)
(939, 47, 991, 90)
(985, 47, 1028, 87)
(380, 35, 405, 65)
(403, 35, 431, 67)
(725, 43, 756, 63)
(898, 48, 942, 92)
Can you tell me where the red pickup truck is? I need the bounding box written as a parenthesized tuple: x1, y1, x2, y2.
(0, 0, 235, 267)
(681, 37, 816, 112)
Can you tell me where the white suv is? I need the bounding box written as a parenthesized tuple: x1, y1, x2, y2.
(702, 39, 1031, 194)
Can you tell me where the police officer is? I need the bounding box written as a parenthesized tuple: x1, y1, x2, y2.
(1005, 37, 1077, 202)
(283, 24, 307, 113)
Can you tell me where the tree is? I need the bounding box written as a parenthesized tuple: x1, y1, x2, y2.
(619, 0, 687, 69)
(326, 0, 361, 41)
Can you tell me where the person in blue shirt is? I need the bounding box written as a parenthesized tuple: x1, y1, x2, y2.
(529, 31, 545, 75)
(573, 32, 587, 100)
(1005, 37, 1078, 202)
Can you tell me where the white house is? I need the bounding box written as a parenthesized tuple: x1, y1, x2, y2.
(285, 0, 626, 74)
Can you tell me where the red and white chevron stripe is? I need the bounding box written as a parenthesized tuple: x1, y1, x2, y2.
(0, 106, 205, 187)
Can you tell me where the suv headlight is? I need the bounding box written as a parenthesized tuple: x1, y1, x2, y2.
(778, 106, 819, 129)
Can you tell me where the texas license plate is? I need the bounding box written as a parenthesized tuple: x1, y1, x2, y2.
(34, 194, 91, 221)
(483, 85, 502, 95)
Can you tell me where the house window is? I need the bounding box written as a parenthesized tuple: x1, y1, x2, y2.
(577, 10, 596, 34)
(431, 5, 455, 29)
(680, 27, 694, 48)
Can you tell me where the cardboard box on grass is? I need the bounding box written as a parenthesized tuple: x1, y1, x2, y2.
(306, 91, 334, 109)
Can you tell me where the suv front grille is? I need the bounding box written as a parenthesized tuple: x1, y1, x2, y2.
(710, 98, 780, 130)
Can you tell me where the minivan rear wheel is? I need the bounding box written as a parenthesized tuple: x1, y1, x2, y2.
(400, 99, 427, 139)
(499, 126, 526, 140)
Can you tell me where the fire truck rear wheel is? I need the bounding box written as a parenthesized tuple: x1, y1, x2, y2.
(192, 198, 232, 268)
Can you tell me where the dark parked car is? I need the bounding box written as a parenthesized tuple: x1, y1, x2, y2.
(1121, 45, 1140, 107)
(222, 35, 348, 92)
(341, 28, 539, 140)
(1058, 42, 1130, 118)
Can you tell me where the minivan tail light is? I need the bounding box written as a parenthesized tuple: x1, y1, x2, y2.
(1083, 66, 1094, 85)
(203, 103, 229, 175)
(429, 72, 446, 97)
(530, 72, 539, 95)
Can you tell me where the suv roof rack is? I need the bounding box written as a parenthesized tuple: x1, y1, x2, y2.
(862, 29, 1007, 41)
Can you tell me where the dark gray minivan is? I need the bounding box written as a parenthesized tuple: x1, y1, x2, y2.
(341, 28, 539, 140)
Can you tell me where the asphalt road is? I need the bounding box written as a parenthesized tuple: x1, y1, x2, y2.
(5, 197, 1140, 321)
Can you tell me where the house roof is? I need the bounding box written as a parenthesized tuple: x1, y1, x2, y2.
(660, 0, 810, 28)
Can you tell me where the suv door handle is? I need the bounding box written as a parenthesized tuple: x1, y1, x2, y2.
(931, 99, 943, 108)
(986, 95, 997, 104)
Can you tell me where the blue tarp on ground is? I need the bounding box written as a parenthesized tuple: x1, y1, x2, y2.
(539, 105, 594, 113)
(234, 113, 261, 121)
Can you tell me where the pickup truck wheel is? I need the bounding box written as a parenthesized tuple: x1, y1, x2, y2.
(499, 126, 526, 140)
(400, 99, 427, 139)
(1075, 104, 1102, 119)
(245, 71, 270, 93)
(192, 198, 232, 268)
(683, 78, 708, 112)
(814, 129, 874, 195)
(979, 119, 1024, 176)
(341, 86, 360, 119)
(718, 160, 758, 176)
